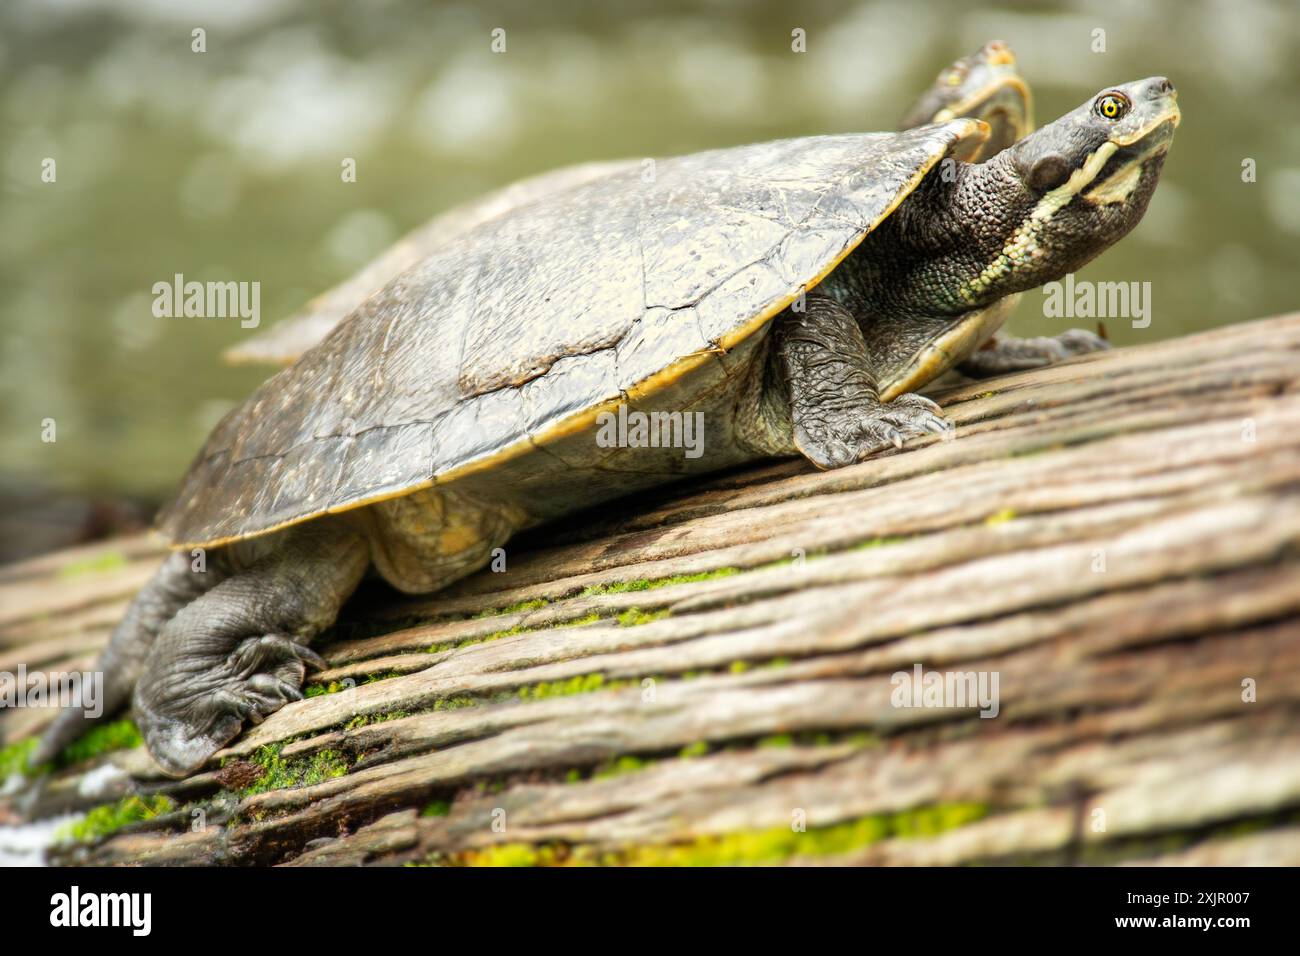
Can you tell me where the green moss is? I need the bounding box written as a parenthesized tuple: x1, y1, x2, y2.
(345, 710, 410, 730)
(518, 672, 610, 700)
(421, 799, 452, 818)
(428, 624, 525, 653)
(728, 660, 751, 674)
(453, 802, 990, 866)
(984, 508, 1018, 526)
(757, 734, 793, 749)
(594, 755, 652, 779)
(240, 744, 349, 796)
(616, 607, 670, 627)
(306, 670, 404, 696)
(580, 567, 740, 598)
(1223, 817, 1271, 837)
(475, 597, 550, 619)
(289, 750, 348, 789)
(305, 679, 349, 698)
(678, 741, 710, 759)
(0, 738, 44, 779)
(3, 722, 142, 779)
(622, 801, 989, 864)
(559, 611, 602, 628)
(853, 536, 906, 550)
(62, 794, 176, 843)
(890, 803, 988, 837)
(463, 842, 544, 867)
(58, 719, 142, 765)
(57, 550, 127, 579)
(432, 695, 479, 711)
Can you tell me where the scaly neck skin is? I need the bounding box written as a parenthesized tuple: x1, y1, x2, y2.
(823, 152, 1048, 321)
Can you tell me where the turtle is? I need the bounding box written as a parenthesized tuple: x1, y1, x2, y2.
(37, 74, 1181, 776)
(225, 41, 1085, 371)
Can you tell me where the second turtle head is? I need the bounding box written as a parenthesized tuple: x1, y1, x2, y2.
(902, 40, 1032, 156)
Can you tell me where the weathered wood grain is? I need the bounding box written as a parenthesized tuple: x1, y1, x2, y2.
(2, 313, 1299, 867)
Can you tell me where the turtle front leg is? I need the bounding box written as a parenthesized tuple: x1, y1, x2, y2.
(771, 293, 951, 469)
(135, 521, 369, 777)
(959, 328, 1110, 376)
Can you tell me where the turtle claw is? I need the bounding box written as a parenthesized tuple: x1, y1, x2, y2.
(137, 631, 323, 777)
(894, 393, 944, 415)
(796, 393, 950, 469)
(213, 673, 303, 729)
(853, 393, 951, 459)
(249, 672, 306, 702)
(233, 634, 326, 680)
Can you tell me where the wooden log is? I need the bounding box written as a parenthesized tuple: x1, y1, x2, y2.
(2, 313, 1299, 866)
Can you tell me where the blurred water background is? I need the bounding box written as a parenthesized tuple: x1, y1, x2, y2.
(1, 0, 1298, 559)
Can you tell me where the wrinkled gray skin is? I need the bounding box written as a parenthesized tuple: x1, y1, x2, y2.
(37, 76, 1179, 777)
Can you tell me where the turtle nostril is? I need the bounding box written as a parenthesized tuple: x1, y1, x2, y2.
(1146, 77, 1175, 99)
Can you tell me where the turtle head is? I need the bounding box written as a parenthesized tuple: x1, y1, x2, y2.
(902, 41, 1031, 157)
(956, 76, 1180, 306)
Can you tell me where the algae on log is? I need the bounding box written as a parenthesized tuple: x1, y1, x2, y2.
(2, 313, 1300, 866)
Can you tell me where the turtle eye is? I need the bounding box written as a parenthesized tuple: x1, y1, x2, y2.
(1095, 92, 1129, 120)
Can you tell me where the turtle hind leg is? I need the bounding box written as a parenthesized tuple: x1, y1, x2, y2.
(958, 328, 1110, 376)
(135, 520, 369, 777)
(364, 486, 527, 595)
(32, 548, 225, 766)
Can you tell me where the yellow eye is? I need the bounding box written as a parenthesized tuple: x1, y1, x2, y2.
(944, 67, 966, 87)
(1095, 93, 1129, 120)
